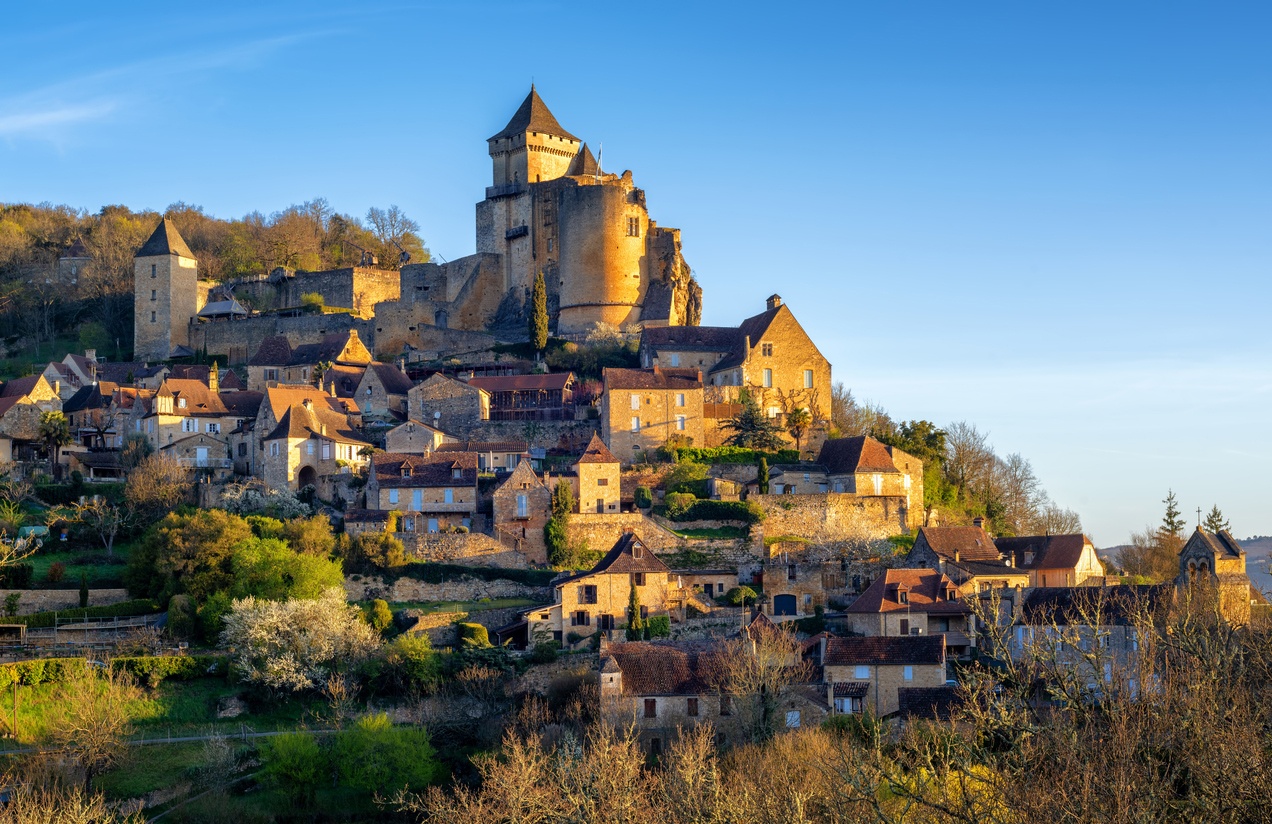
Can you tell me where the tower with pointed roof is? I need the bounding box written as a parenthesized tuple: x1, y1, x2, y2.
(134, 218, 199, 361)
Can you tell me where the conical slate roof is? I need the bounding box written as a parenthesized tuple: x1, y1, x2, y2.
(565, 143, 599, 176)
(137, 218, 195, 259)
(489, 86, 579, 142)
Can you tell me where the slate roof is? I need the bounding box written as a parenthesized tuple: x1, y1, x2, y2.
(220, 390, 263, 419)
(61, 237, 89, 258)
(576, 432, 619, 465)
(1190, 527, 1245, 559)
(897, 686, 959, 720)
(466, 373, 574, 393)
(290, 332, 370, 367)
(344, 508, 391, 524)
(197, 298, 248, 318)
(366, 362, 414, 395)
(370, 451, 478, 488)
(817, 436, 899, 475)
(556, 532, 669, 586)
(137, 218, 195, 259)
(488, 86, 580, 143)
(601, 641, 726, 696)
(62, 382, 116, 414)
(845, 569, 970, 616)
(996, 534, 1091, 571)
(641, 325, 744, 354)
(1019, 585, 1169, 626)
(0, 376, 41, 398)
(915, 526, 1001, 563)
(712, 304, 784, 371)
(249, 336, 293, 367)
(823, 635, 946, 666)
(436, 440, 529, 454)
(565, 142, 599, 176)
(72, 451, 123, 470)
(603, 366, 702, 390)
(94, 362, 166, 384)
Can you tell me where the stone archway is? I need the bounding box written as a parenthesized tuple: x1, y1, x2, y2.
(297, 465, 317, 490)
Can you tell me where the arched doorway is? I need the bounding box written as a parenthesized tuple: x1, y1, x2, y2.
(773, 594, 797, 616)
(297, 465, 317, 490)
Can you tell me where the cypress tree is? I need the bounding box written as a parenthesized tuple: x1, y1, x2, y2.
(528, 270, 549, 354)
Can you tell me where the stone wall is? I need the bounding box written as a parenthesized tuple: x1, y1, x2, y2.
(189, 312, 376, 366)
(0, 588, 130, 615)
(398, 532, 530, 568)
(753, 493, 911, 543)
(343, 574, 551, 604)
(406, 605, 530, 647)
(565, 512, 682, 552)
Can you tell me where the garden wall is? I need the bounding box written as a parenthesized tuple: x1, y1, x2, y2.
(344, 574, 551, 604)
(0, 588, 129, 615)
(752, 493, 911, 543)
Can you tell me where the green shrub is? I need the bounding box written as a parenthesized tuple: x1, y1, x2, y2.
(0, 565, 33, 588)
(457, 622, 491, 648)
(110, 655, 229, 687)
(334, 713, 440, 793)
(0, 657, 87, 690)
(673, 447, 799, 465)
(530, 642, 560, 664)
(646, 615, 671, 638)
(723, 585, 757, 607)
(385, 634, 440, 693)
(3, 593, 19, 617)
(665, 461, 709, 496)
(670, 500, 765, 524)
(260, 732, 325, 805)
(366, 599, 393, 635)
(9, 599, 161, 628)
(167, 593, 195, 639)
(633, 486, 653, 509)
(665, 492, 697, 518)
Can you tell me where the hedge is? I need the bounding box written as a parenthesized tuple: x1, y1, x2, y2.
(0, 657, 88, 690)
(34, 482, 126, 507)
(646, 616, 671, 638)
(383, 562, 556, 588)
(9, 599, 162, 629)
(0, 564, 33, 588)
(672, 447, 799, 465)
(111, 655, 229, 685)
(669, 500, 765, 525)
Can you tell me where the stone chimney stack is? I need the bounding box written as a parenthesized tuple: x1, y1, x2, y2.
(973, 516, 986, 530)
(302, 398, 313, 411)
(766, 294, 783, 310)
(208, 362, 219, 394)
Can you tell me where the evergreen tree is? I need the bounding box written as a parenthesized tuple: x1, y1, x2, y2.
(528, 270, 549, 354)
(1160, 489, 1186, 539)
(626, 583, 644, 641)
(757, 457, 769, 494)
(551, 479, 573, 520)
(1203, 505, 1230, 534)
(722, 390, 786, 452)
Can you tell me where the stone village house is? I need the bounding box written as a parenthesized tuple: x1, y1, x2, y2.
(819, 635, 948, 718)
(365, 451, 480, 534)
(843, 569, 976, 660)
(600, 366, 704, 461)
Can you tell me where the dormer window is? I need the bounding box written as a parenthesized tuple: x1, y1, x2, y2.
(178, 398, 187, 409)
(452, 468, 462, 479)
(401, 465, 412, 478)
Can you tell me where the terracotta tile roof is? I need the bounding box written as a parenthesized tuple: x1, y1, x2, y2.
(996, 534, 1091, 571)
(219, 369, 244, 390)
(136, 218, 194, 259)
(367, 362, 414, 395)
(1020, 585, 1169, 626)
(488, 86, 580, 143)
(263, 385, 358, 421)
(845, 569, 970, 615)
(466, 373, 574, 393)
(436, 440, 529, 454)
(897, 686, 959, 720)
(576, 432, 618, 465)
(263, 400, 367, 445)
(157, 378, 228, 416)
(557, 533, 669, 586)
(915, 526, 1001, 563)
(0, 397, 21, 417)
(601, 641, 726, 696)
(371, 451, 478, 488)
(824, 635, 946, 666)
(816, 436, 899, 475)
(249, 336, 293, 367)
(602, 367, 702, 390)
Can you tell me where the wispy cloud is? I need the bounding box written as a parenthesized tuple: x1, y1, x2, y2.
(0, 101, 118, 138)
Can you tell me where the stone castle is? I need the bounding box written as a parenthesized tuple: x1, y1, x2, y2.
(139, 87, 702, 363)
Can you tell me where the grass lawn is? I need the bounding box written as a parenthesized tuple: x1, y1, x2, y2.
(373, 596, 543, 614)
(26, 540, 135, 588)
(95, 741, 207, 799)
(672, 526, 749, 540)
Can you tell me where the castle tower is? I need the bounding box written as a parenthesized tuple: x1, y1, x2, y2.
(134, 218, 198, 361)
(486, 85, 581, 187)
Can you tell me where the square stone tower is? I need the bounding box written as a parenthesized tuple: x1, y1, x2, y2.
(134, 218, 198, 361)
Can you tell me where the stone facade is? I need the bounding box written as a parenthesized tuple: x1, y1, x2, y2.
(601, 367, 705, 460)
(190, 312, 376, 367)
(754, 493, 911, 544)
(492, 462, 552, 564)
(822, 636, 948, 718)
(134, 219, 198, 361)
(564, 512, 683, 553)
(384, 420, 453, 455)
(407, 374, 489, 435)
(573, 433, 621, 514)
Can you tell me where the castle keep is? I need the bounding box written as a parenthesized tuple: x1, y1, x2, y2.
(172, 88, 702, 363)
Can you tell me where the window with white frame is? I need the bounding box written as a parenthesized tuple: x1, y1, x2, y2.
(269, 442, 279, 456)
(676, 415, 686, 431)
(854, 665, 870, 679)
(182, 418, 196, 432)
(630, 395, 640, 411)
(804, 369, 813, 388)
(206, 423, 220, 434)
(834, 696, 864, 714)
(763, 368, 773, 388)
(178, 398, 187, 408)
(631, 416, 640, 433)
(322, 442, 331, 460)
(516, 494, 529, 519)
(307, 441, 315, 456)
(676, 393, 685, 407)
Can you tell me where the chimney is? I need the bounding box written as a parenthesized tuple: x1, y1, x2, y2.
(953, 550, 960, 563)
(53, 380, 59, 396)
(818, 634, 828, 663)
(302, 398, 313, 410)
(85, 349, 96, 361)
(766, 294, 782, 310)
(208, 362, 219, 393)
(973, 516, 985, 530)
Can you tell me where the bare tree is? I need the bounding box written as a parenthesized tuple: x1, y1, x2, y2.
(708, 623, 813, 744)
(49, 669, 141, 790)
(124, 453, 191, 522)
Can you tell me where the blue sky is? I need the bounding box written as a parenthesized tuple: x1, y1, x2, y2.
(3, 2, 1269, 546)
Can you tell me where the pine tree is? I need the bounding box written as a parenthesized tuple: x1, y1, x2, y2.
(722, 390, 786, 452)
(1160, 490, 1186, 539)
(1203, 505, 1230, 534)
(528, 270, 549, 354)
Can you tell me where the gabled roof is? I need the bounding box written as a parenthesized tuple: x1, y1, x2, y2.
(220, 390, 263, 419)
(321, 364, 366, 398)
(600, 641, 725, 696)
(603, 367, 702, 391)
(155, 378, 229, 416)
(436, 440, 529, 454)
(845, 569, 969, 615)
(995, 534, 1092, 571)
(466, 373, 574, 393)
(197, 298, 248, 318)
(488, 86, 580, 143)
(0, 376, 42, 398)
(61, 237, 89, 259)
(823, 635, 946, 666)
(1019, 585, 1169, 626)
(370, 451, 478, 488)
(817, 436, 899, 475)
(263, 399, 368, 446)
(576, 432, 618, 465)
(62, 382, 116, 414)
(289, 332, 371, 367)
(897, 686, 960, 720)
(249, 336, 293, 367)
(641, 325, 744, 354)
(711, 304, 784, 371)
(1187, 527, 1245, 559)
(94, 362, 166, 385)
(557, 533, 668, 586)
(365, 362, 414, 396)
(915, 526, 1001, 563)
(137, 218, 195, 259)
(565, 142, 599, 176)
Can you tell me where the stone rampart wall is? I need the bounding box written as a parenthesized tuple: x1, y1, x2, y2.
(399, 532, 529, 568)
(753, 493, 911, 543)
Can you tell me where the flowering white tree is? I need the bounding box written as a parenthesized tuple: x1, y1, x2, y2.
(220, 588, 379, 693)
